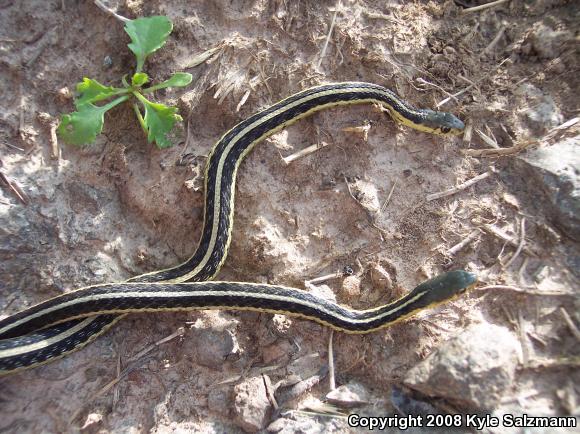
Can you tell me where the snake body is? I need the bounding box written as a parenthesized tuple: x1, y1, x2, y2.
(0, 82, 472, 375)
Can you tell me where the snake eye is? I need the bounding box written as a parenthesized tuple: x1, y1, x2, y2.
(440, 126, 451, 134)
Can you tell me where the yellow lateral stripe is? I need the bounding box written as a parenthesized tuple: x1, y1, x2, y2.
(0, 283, 428, 338)
(0, 317, 98, 358)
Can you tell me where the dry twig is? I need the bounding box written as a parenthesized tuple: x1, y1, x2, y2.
(93, 0, 129, 22)
(282, 142, 328, 164)
(263, 375, 279, 410)
(461, 0, 510, 14)
(184, 45, 223, 69)
(0, 171, 29, 205)
(426, 170, 493, 202)
(482, 224, 537, 257)
(475, 128, 500, 149)
(306, 273, 339, 286)
(503, 218, 526, 269)
(462, 119, 473, 144)
(328, 330, 336, 391)
(560, 308, 580, 341)
(416, 78, 458, 103)
(317, 0, 341, 68)
(378, 180, 397, 214)
(128, 326, 185, 363)
(464, 117, 578, 158)
(447, 229, 480, 256)
(478, 285, 573, 297)
(517, 309, 530, 366)
(521, 357, 580, 371)
(481, 26, 506, 58)
(342, 123, 371, 141)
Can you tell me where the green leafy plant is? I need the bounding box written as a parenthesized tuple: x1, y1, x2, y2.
(58, 16, 192, 149)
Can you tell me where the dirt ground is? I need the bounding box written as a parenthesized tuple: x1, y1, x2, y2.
(0, 0, 578, 433)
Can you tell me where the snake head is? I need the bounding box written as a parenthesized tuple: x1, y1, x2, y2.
(422, 110, 465, 136)
(411, 270, 477, 307)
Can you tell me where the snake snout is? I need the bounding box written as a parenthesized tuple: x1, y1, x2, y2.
(422, 110, 465, 135)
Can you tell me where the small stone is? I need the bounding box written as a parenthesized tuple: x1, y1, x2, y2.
(57, 86, 72, 102)
(325, 381, 370, 408)
(270, 314, 292, 335)
(404, 323, 519, 409)
(80, 413, 103, 433)
(233, 377, 272, 432)
(517, 137, 579, 241)
(102, 55, 113, 69)
(187, 328, 238, 369)
(341, 275, 361, 300)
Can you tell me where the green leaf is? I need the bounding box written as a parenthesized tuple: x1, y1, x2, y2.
(125, 16, 172, 72)
(75, 77, 126, 107)
(58, 96, 129, 145)
(132, 72, 149, 86)
(134, 92, 181, 148)
(143, 72, 193, 93)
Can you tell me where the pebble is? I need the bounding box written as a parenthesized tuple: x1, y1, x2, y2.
(233, 376, 272, 432)
(186, 328, 238, 369)
(517, 136, 579, 241)
(404, 323, 519, 409)
(80, 413, 103, 433)
(340, 274, 361, 300)
(325, 381, 370, 408)
(57, 86, 72, 102)
(270, 314, 293, 335)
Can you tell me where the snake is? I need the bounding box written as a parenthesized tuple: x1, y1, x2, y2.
(0, 82, 475, 375)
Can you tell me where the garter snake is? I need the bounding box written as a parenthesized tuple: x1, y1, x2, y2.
(0, 82, 473, 375)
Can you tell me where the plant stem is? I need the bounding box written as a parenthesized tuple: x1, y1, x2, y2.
(142, 85, 160, 94)
(87, 88, 130, 105)
(103, 95, 130, 111)
(132, 90, 152, 106)
(132, 102, 147, 135)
